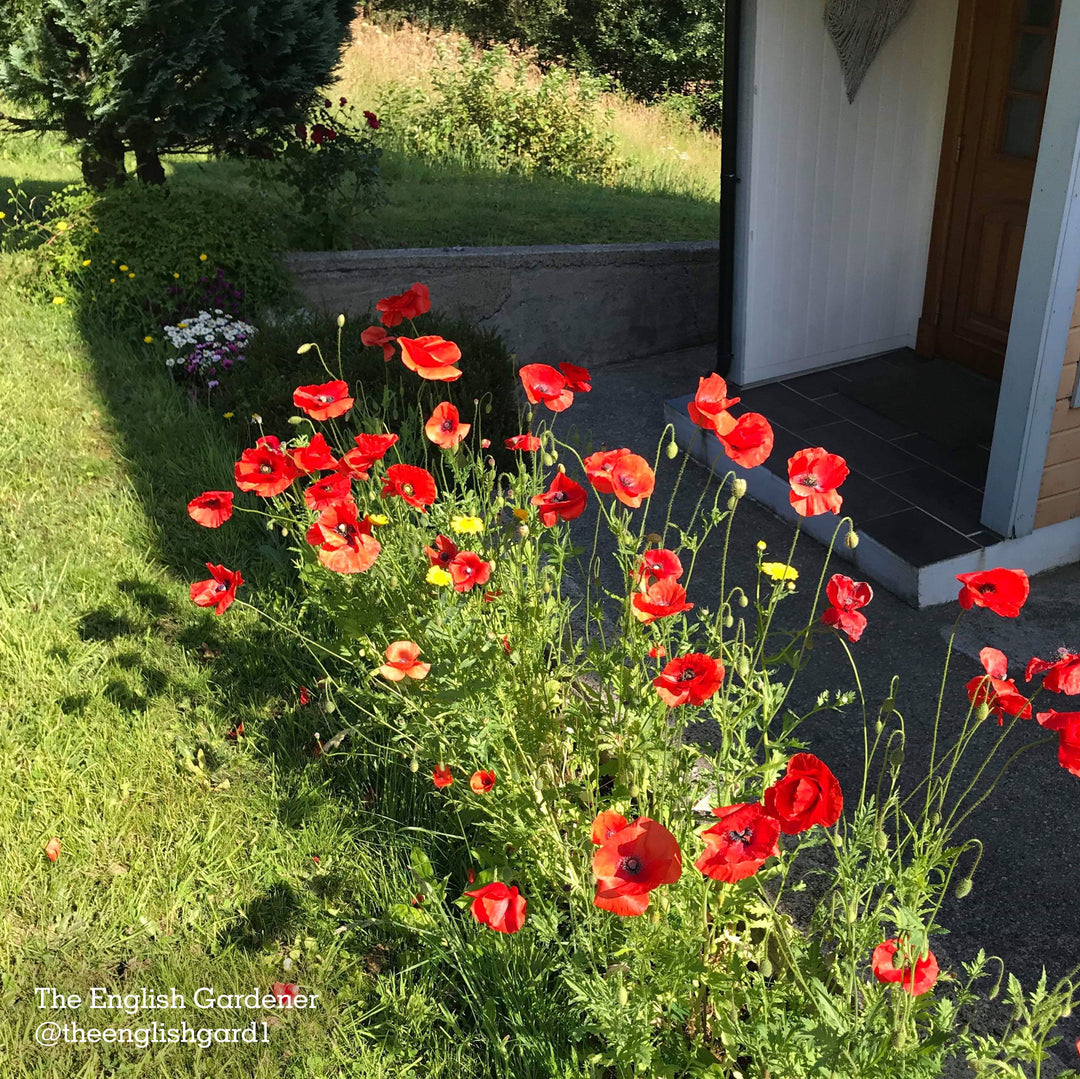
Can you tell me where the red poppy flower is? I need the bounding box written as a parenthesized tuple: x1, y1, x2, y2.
(464, 881, 526, 934)
(653, 653, 725, 707)
(610, 453, 655, 508)
(304, 471, 353, 512)
(235, 435, 300, 497)
(376, 282, 430, 327)
(338, 432, 400, 480)
(272, 983, 299, 1007)
(305, 503, 381, 574)
(687, 373, 740, 436)
(717, 412, 774, 469)
(821, 574, 873, 643)
(871, 940, 939, 996)
(45, 836, 61, 862)
(787, 448, 849, 516)
(956, 568, 1029, 618)
(695, 803, 781, 883)
(1037, 710, 1080, 777)
(583, 448, 630, 494)
(966, 647, 1032, 724)
(433, 764, 453, 788)
(299, 685, 310, 706)
(648, 644, 666, 659)
(293, 380, 354, 421)
(363, 110, 380, 129)
(592, 817, 682, 916)
(1026, 649, 1080, 695)
(590, 810, 628, 846)
(190, 563, 244, 615)
(398, 335, 462, 381)
(764, 753, 842, 834)
(381, 463, 437, 511)
(519, 364, 574, 412)
(424, 534, 459, 567)
(424, 402, 471, 449)
(530, 472, 588, 526)
(637, 549, 683, 582)
(448, 551, 492, 592)
(361, 324, 396, 361)
(187, 490, 233, 528)
(291, 433, 338, 474)
(505, 433, 541, 451)
(558, 362, 592, 394)
(379, 640, 430, 681)
(631, 578, 694, 624)
(469, 769, 496, 793)
(483, 589, 502, 602)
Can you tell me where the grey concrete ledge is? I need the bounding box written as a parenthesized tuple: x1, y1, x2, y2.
(284, 241, 720, 367)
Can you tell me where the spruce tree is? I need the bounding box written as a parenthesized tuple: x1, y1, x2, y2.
(0, 0, 357, 188)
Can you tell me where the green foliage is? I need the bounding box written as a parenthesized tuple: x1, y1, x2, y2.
(0, 0, 356, 186)
(379, 43, 620, 181)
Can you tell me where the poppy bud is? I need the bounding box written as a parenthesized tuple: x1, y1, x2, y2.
(891, 1030, 905, 1051)
(281, 527, 288, 537)
(975, 701, 991, 723)
(845, 530, 859, 549)
(954, 878, 973, 899)
(845, 901, 858, 924)
(889, 747, 904, 768)
(738, 594, 748, 607)
(736, 656, 750, 680)
(724, 615, 734, 628)
(732, 478, 747, 499)
(628, 783, 640, 798)
(337, 313, 345, 327)
(665, 440, 679, 459)
(485, 402, 492, 414)
(875, 830, 888, 851)
(726, 497, 737, 510)
(759, 957, 773, 978)
(517, 525, 529, 539)
(1062, 1003, 1072, 1018)
(617, 984, 629, 1006)
(542, 453, 555, 466)
(287, 415, 302, 424)
(557, 463, 566, 474)
(409, 756, 419, 772)
(875, 718, 883, 735)
(297, 342, 314, 354)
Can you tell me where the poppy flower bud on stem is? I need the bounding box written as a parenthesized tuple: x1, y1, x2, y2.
(954, 878, 973, 899)
(287, 415, 302, 425)
(409, 756, 419, 772)
(557, 463, 566, 474)
(337, 314, 345, 328)
(732, 478, 747, 499)
(665, 440, 679, 460)
(297, 342, 314, 354)
(845, 530, 859, 549)
(889, 747, 904, 768)
(542, 453, 555, 466)
(975, 701, 991, 723)
(724, 614, 734, 628)
(726, 497, 737, 510)
(759, 957, 773, 978)
(617, 984, 629, 1007)
(875, 830, 889, 851)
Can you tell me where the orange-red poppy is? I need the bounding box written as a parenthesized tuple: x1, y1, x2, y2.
(234, 436, 300, 498)
(763, 753, 842, 834)
(305, 503, 380, 574)
(464, 881, 526, 933)
(291, 433, 338, 474)
(871, 939, 939, 996)
(558, 362, 592, 394)
(361, 324, 397, 361)
(293, 380, 354, 421)
(398, 335, 463, 381)
(44, 837, 61, 862)
(631, 579, 693, 624)
(379, 640, 430, 681)
(338, 432, 400, 480)
(519, 364, 574, 412)
(187, 490, 233, 528)
(717, 412, 774, 469)
(381, 463, 437, 511)
(433, 764, 453, 788)
(505, 433, 541, 451)
(610, 453, 655, 508)
(469, 769, 496, 793)
(1037, 710, 1080, 777)
(966, 647, 1032, 724)
(1027, 648, 1080, 694)
(376, 282, 430, 327)
(424, 402, 471, 449)
(821, 574, 873, 643)
(590, 810, 628, 846)
(304, 471, 353, 512)
(424, 534, 459, 567)
(272, 982, 300, 1007)
(448, 551, 492, 592)
(190, 563, 244, 615)
(687, 373, 740, 436)
(583, 448, 630, 494)
(530, 472, 588, 526)
(956, 568, 1030, 619)
(636, 549, 683, 582)
(592, 816, 682, 916)
(652, 653, 725, 707)
(787, 447, 849, 516)
(695, 803, 780, 883)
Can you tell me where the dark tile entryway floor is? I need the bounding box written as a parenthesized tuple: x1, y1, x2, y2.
(727, 348, 1004, 568)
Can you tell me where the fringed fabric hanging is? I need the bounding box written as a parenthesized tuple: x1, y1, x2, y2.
(825, 0, 914, 102)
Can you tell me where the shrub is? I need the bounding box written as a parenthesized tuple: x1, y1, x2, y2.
(379, 43, 620, 182)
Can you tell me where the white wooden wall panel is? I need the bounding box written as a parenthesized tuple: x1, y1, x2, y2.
(732, 0, 959, 385)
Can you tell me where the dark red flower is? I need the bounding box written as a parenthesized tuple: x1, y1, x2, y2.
(340, 96, 348, 106)
(956, 568, 1029, 618)
(311, 124, 330, 145)
(293, 380, 354, 421)
(687, 373, 740, 436)
(381, 463, 437, 510)
(967, 647, 1032, 724)
(787, 448, 848, 516)
(448, 551, 492, 592)
(424, 534, 459, 566)
(469, 769, 496, 793)
(505, 433, 541, 451)
(590, 810, 628, 846)
(235, 435, 300, 497)
(424, 402, 470, 449)
(291, 433, 338, 474)
(558, 362, 592, 394)
(653, 653, 725, 707)
(433, 764, 453, 788)
(648, 644, 666, 659)
(763, 753, 842, 834)
(821, 574, 873, 643)
(1026, 649, 1080, 695)
(695, 803, 781, 883)
(871, 939, 939, 996)
(361, 325, 396, 361)
(304, 471, 353, 512)
(1036, 710, 1080, 777)
(637, 549, 683, 582)
(305, 503, 380, 574)
(190, 563, 243, 615)
(632, 578, 693, 624)
(583, 448, 630, 494)
(530, 472, 588, 526)
(717, 412, 774, 469)
(519, 364, 574, 412)
(338, 432, 400, 480)
(610, 453, 656, 509)
(364, 110, 380, 129)
(294, 124, 307, 142)
(592, 817, 682, 916)
(187, 490, 233, 528)
(397, 335, 462, 381)
(464, 881, 526, 933)
(376, 283, 431, 327)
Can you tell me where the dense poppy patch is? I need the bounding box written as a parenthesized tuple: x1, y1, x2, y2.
(821, 574, 873, 643)
(187, 490, 233, 528)
(653, 653, 724, 707)
(424, 402, 470, 449)
(234, 436, 300, 497)
(531, 472, 588, 526)
(293, 380, 354, 421)
(381, 463, 437, 511)
(787, 448, 848, 516)
(763, 753, 842, 834)
(871, 940, 939, 996)
(464, 881, 526, 934)
(695, 803, 780, 883)
(956, 568, 1029, 618)
(592, 816, 682, 916)
(190, 563, 244, 615)
(375, 282, 431, 327)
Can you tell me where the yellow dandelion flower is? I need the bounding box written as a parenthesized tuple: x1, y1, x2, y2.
(143, 335, 154, 344)
(513, 508, 529, 521)
(451, 515, 484, 535)
(128, 272, 135, 278)
(0, 211, 6, 219)
(199, 253, 208, 261)
(81, 258, 91, 266)
(368, 513, 390, 526)
(761, 562, 798, 582)
(109, 278, 115, 283)
(173, 272, 180, 279)
(119, 264, 128, 271)
(426, 566, 452, 587)
(223, 412, 235, 419)
(51, 296, 66, 305)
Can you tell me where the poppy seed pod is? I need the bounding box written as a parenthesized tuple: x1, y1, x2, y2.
(889, 747, 904, 768)
(287, 415, 303, 424)
(665, 440, 679, 459)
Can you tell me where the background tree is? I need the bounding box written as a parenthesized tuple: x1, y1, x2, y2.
(0, 0, 358, 188)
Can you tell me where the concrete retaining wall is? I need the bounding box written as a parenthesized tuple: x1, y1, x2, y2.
(284, 241, 719, 367)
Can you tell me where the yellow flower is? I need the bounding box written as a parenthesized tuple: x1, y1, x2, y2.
(451, 515, 484, 535)
(178, 321, 187, 328)
(143, 335, 154, 344)
(0, 211, 6, 219)
(119, 264, 128, 271)
(173, 272, 180, 279)
(426, 566, 452, 587)
(51, 296, 66, 305)
(513, 508, 529, 521)
(755, 540, 767, 552)
(199, 253, 208, 261)
(761, 562, 798, 582)
(109, 278, 115, 283)
(368, 513, 390, 526)
(92, 226, 99, 233)
(128, 272, 135, 278)
(81, 258, 91, 266)
(55, 221, 69, 232)
(223, 412, 235, 419)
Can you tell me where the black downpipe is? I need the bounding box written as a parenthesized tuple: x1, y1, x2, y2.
(716, 0, 741, 376)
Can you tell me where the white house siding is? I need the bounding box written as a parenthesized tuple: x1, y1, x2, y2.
(733, 0, 959, 386)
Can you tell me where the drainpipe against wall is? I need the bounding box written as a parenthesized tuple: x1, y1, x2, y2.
(716, 0, 741, 377)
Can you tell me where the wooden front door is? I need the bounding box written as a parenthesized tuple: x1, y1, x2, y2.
(919, 0, 1060, 379)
